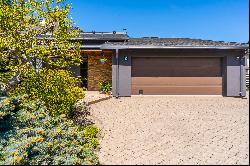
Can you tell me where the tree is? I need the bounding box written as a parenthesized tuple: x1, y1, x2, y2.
(0, 0, 81, 90)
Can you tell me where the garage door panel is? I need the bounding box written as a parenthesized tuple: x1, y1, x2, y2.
(132, 86, 222, 95)
(132, 77, 222, 86)
(133, 62, 221, 68)
(132, 68, 222, 77)
(131, 57, 223, 95)
(132, 57, 222, 77)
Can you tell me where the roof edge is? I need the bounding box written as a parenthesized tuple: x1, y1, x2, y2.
(100, 44, 249, 50)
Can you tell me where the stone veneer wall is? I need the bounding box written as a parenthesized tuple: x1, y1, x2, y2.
(86, 51, 112, 91)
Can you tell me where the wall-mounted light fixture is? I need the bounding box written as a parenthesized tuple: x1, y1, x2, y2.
(100, 52, 107, 64)
(100, 58, 107, 64)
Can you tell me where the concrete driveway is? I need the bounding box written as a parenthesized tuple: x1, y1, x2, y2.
(90, 95, 249, 165)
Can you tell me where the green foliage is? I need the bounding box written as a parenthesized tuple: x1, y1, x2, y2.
(83, 126, 99, 149)
(9, 69, 85, 117)
(0, 96, 99, 165)
(84, 126, 99, 138)
(247, 85, 249, 91)
(0, 83, 6, 97)
(98, 81, 112, 94)
(0, 1, 99, 164)
(0, 59, 14, 84)
(0, 0, 82, 97)
(0, 0, 81, 72)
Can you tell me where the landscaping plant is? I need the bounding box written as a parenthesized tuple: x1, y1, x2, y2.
(0, 0, 82, 90)
(0, 0, 85, 116)
(0, 0, 100, 164)
(0, 96, 99, 165)
(9, 69, 85, 117)
(98, 81, 112, 94)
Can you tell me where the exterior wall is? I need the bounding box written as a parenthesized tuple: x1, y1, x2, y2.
(112, 50, 131, 97)
(225, 52, 246, 97)
(86, 51, 112, 91)
(112, 53, 118, 96)
(112, 49, 246, 97)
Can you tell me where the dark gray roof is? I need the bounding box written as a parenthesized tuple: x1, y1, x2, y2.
(103, 38, 249, 48)
(77, 32, 129, 40)
(38, 32, 129, 41)
(37, 32, 249, 49)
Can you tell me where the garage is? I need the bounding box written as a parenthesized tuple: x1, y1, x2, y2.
(101, 38, 247, 97)
(131, 57, 223, 95)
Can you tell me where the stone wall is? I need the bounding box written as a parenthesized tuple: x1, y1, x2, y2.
(86, 51, 112, 91)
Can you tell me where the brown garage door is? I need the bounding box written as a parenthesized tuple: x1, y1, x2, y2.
(131, 57, 223, 95)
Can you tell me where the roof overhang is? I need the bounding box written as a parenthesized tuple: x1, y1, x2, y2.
(80, 45, 102, 49)
(100, 45, 249, 50)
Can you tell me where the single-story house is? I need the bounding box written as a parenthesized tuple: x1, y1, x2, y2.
(71, 32, 249, 97)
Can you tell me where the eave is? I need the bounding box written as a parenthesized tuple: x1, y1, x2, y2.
(100, 45, 249, 50)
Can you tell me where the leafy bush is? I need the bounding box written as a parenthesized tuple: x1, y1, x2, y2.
(84, 126, 99, 138)
(0, 60, 14, 84)
(0, 83, 6, 97)
(247, 85, 249, 92)
(0, 96, 99, 165)
(98, 81, 112, 94)
(9, 69, 85, 117)
(83, 126, 100, 149)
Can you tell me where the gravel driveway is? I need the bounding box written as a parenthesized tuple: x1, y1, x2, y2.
(90, 95, 249, 165)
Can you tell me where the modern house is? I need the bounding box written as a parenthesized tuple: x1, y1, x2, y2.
(71, 32, 249, 97)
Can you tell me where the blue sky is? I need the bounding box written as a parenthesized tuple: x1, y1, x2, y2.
(68, 0, 249, 42)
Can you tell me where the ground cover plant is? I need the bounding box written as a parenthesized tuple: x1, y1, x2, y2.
(0, 95, 99, 165)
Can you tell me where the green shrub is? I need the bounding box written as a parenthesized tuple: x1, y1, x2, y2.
(0, 96, 99, 165)
(98, 81, 112, 94)
(0, 59, 14, 84)
(0, 83, 7, 97)
(85, 138, 99, 149)
(84, 126, 99, 138)
(247, 85, 249, 91)
(9, 69, 85, 117)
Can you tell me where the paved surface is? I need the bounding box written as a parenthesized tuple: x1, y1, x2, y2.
(84, 91, 112, 106)
(90, 95, 249, 165)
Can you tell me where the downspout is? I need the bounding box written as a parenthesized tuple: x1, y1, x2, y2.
(115, 49, 119, 98)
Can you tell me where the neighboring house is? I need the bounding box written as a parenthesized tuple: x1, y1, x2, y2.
(69, 32, 249, 97)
